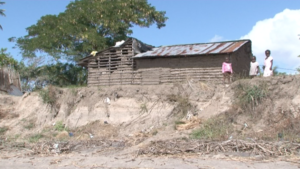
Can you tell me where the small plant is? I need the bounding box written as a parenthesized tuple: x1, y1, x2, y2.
(0, 126, 8, 135)
(29, 133, 43, 143)
(140, 103, 148, 113)
(54, 121, 66, 131)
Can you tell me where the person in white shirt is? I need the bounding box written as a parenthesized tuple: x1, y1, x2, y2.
(249, 56, 260, 78)
(263, 50, 273, 77)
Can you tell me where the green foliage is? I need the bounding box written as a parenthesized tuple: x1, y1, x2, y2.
(29, 133, 43, 143)
(191, 116, 232, 140)
(0, 1, 5, 30)
(235, 82, 268, 110)
(0, 48, 18, 67)
(19, 58, 87, 91)
(12, 0, 168, 61)
(39, 85, 56, 106)
(54, 121, 66, 131)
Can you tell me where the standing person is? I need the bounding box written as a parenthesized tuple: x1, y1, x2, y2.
(263, 49, 273, 77)
(222, 56, 233, 87)
(249, 56, 260, 78)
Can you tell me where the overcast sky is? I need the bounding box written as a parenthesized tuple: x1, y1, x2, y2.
(1, 0, 300, 74)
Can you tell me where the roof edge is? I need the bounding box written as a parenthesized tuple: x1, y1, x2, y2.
(160, 39, 251, 48)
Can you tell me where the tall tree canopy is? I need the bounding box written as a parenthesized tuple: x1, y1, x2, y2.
(12, 0, 168, 61)
(0, 1, 5, 30)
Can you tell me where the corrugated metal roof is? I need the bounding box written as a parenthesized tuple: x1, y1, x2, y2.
(134, 40, 250, 58)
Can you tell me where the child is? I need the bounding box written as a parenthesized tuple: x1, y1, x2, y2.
(222, 56, 233, 87)
(263, 49, 273, 77)
(249, 56, 260, 78)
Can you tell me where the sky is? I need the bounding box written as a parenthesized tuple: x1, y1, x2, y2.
(1, 0, 300, 74)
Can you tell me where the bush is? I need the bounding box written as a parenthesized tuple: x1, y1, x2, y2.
(39, 85, 56, 106)
(235, 82, 268, 110)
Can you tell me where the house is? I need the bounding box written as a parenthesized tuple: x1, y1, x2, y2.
(78, 38, 252, 86)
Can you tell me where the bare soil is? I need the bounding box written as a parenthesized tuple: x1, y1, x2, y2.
(1, 76, 300, 168)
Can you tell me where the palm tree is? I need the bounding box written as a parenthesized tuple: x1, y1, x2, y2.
(0, 1, 5, 30)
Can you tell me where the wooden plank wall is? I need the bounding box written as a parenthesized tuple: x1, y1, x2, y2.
(88, 67, 223, 86)
(86, 39, 223, 86)
(87, 39, 136, 86)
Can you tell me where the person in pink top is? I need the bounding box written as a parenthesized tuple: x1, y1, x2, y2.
(222, 56, 233, 86)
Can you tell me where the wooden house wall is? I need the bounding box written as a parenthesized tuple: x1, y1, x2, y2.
(87, 39, 136, 86)
(230, 41, 252, 76)
(86, 41, 252, 86)
(135, 55, 225, 69)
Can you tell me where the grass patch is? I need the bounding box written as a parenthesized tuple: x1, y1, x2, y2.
(54, 121, 66, 131)
(191, 116, 233, 140)
(29, 133, 43, 143)
(0, 126, 8, 135)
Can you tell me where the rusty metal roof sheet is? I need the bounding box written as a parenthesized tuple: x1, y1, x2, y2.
(134, 40, 250, 58)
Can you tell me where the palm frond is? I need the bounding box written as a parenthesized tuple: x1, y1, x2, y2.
(0, 9, 5, 17)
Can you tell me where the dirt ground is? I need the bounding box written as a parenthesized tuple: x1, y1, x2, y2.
(1, 75, 300, 168)
(1, 154, 300, 169)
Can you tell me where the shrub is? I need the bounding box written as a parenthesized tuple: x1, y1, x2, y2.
(167, 94, 191, 115)
(39, 85, 56, 106)
(235, 82, 268, 110)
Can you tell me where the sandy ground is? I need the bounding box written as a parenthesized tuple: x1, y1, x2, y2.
(1, 152, 299, 169)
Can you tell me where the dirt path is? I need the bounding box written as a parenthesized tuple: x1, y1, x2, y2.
(1, 153, 299, 169)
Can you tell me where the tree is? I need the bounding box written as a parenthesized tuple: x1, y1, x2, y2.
(0, 48, 18, 67)
(18, 58, 87, 91)
(0, 1, 5, 30)
(12, 0, 168, 61)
